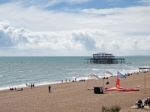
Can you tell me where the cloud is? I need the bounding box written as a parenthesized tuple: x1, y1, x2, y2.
(0, 2, 150, 56)
(73, 32, 96, 51)
(0, 22, 150, 56)
(0, 3, 93, 31)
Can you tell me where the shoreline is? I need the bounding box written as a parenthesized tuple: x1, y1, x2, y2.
(0, 70, 148, 91)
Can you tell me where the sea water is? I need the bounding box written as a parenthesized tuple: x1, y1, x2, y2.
(0, 56, 150, 90)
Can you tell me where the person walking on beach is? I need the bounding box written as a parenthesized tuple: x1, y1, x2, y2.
(48, 85, 51, 93)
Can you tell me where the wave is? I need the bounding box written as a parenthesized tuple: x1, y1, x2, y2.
(35, 81, 62, 86)
(92, 68, 101, 71)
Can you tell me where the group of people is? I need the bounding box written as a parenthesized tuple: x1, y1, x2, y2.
(10, 87, 23, 91)
(61, 78, 77, 83)
(26, 83, 35, 89)
(135, 97, 150, 108)
(10, 87, 16, 91)
(9, 83, 35, 91)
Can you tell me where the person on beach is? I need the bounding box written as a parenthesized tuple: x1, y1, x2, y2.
(75, 78, 76, 82)
(136, 99, 144, 108)
(31, 84, 33, 89)
(48, 85, 51, 93)
(32, 83, 35, 88)
(30, 83, 35, 89)
(26, 83, 28, 87)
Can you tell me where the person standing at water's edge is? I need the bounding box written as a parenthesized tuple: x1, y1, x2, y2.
(48, 85, 51, 93)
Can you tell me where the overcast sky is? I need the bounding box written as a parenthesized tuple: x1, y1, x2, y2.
(0, 0, 150, 56)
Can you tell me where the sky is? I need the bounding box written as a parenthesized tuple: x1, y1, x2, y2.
(0, 0, 150, 56)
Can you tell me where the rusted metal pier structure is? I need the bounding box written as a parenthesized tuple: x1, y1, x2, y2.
(90, 53, 125, 64)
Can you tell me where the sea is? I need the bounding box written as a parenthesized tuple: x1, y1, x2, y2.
(0, 56, 150, 90)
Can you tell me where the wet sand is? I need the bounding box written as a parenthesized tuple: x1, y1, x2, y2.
(0, 72, 150, 112)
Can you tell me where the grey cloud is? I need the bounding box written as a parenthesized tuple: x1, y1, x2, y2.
(73, 33, 96, 51)
(0, 23, 30, 48)
(0, 26, 14, 47)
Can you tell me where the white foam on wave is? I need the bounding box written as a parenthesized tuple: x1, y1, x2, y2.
(35, 81, 61, 86)
(0, 86, 10, 90)
(71, 68, 141, 81)
(92, 68, 101, 71)
(123, 68, 139, 74)
(71, 73, 107, 81)
(76, 76, 90, 81)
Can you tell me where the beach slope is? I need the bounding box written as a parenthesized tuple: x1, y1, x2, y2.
(0, 72, 150, 112)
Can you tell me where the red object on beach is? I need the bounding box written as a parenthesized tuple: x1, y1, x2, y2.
(106, 87, 139, 92)
(116, 78, 120, 88)
(105, 77, 139, 92)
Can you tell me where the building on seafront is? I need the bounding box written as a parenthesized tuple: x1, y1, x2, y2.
(90, 52, 125, 64)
